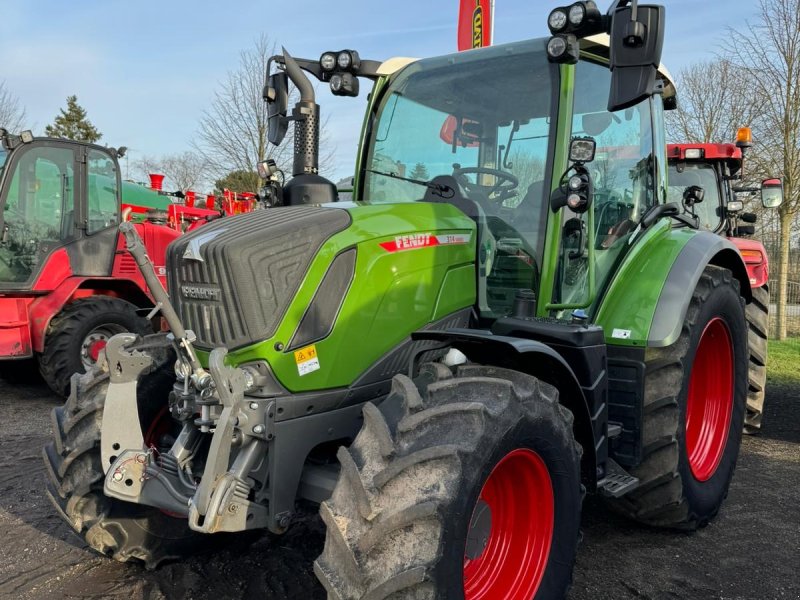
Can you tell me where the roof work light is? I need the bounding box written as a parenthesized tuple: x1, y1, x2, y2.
(318, 50, 361, 96)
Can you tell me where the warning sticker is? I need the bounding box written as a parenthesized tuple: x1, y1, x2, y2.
(612, 329, 632, 340)
(294, 345, 320, 376)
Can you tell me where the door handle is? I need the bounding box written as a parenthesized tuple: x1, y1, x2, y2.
(1, 224, 8, 244)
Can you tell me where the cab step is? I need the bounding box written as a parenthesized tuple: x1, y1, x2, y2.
(598, 458, 640, 498)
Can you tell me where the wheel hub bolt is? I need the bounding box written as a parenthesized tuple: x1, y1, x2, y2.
(249, 402, 259, 410)
(112, 470, 124, 482)
(253, 424, 265, 434)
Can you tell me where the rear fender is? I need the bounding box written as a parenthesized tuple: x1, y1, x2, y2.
(596, 229, 751, 349)
(28, 277, 153, 352)
(412, 329, 600, 489)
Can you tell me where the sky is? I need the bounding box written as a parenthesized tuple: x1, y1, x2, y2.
(0, 0, 760, 184)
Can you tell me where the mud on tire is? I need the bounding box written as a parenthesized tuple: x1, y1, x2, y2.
(607, 266, 748, 529)
(315, 363, 583, 600)
(42, 338, 209, 568)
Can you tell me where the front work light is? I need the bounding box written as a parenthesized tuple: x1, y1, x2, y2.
(548, 8, 569, 32)
(547, 34, 579, 64)
(330, 72, 359, 97)
(20, 130, 34, 143)
(727, 200, 744, 212)
(337, 51, 352, 70)
(684, 148, 704, 160)
(569, 137, 597, 163)
(320, 52, 337, 72)
(567, 192, 589, 212)
(568, 3, 586, 26)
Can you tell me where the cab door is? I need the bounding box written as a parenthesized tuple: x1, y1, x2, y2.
(0, 141, 78, 289)
(65, 146, 122, 276)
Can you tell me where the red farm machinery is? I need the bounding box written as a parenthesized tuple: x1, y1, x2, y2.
(0, 130, 256, 395)
(667, 127, 784, 432)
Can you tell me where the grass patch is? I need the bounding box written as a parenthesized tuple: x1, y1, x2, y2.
(767, 340, 800, 386)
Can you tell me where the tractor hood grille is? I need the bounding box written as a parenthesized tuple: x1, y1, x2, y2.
(166, 206, 351, 351)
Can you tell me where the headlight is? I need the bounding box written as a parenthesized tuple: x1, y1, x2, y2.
(568, 174, 585, 191)
(241, 367, 256, 392)
(567, 193, 589, 212)
(320, 52, 336, 72)
(330, 74, 344, 93)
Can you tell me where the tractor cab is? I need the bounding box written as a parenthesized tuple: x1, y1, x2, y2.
(0, 132, 123, 289)
(355, 37, 675, 318)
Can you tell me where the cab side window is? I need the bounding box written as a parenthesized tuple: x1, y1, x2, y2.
(86, 150, 119, 234)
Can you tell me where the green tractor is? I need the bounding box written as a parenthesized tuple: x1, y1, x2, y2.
(44, 2, 753, 598)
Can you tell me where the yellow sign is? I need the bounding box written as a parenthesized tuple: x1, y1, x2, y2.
(294, 345, 320, 376)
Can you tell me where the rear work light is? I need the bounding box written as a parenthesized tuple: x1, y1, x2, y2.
(684, 148, 704, 159)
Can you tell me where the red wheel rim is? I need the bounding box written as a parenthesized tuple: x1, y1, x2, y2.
(463, 448, 554, 600)
(685, 317, 734, 482)
(88, 339, 107, 362)
(143, 406, 172, 449)
(143, 406, 186, 519)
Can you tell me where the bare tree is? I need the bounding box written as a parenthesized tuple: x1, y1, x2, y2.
(0, 81, 26, 132)
(666, 59, 762, 144)
(134, 151, 210, 192)
(194, 35, 335, 186)
(723, 0, 800, 339)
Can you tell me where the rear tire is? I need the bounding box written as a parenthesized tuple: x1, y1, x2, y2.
(38, 296, 152, 396)
(43, 340, 210, 568)
(744, 285, 769, 433)
(315, 363, 582, 600)
(608, 266, 747, 529)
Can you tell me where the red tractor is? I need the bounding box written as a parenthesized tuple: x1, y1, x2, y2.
(0, 130, 228, 395)
(667, 128, 783, 432)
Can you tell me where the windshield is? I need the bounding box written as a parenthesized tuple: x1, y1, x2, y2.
(667, 163, 722, 232)
(361, 40, 558, 316)
(0, 148, 7, 178)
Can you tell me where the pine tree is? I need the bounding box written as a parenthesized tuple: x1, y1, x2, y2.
(45, 95, 101, 143)
(410, 162, 430, 181)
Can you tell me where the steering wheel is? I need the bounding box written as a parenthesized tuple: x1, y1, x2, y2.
(453, 167, 519, 203)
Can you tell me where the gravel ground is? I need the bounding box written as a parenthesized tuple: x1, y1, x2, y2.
(0, 370, 797, 600)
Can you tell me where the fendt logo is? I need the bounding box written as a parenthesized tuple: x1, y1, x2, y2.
(180, 285, 222, 301)
(472, 2, 484, 49)
(380, 232, 471, 253)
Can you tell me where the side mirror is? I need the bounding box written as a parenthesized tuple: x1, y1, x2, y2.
(608, 4, 665, 112)
(761, 178, 783, 208)
(265, 72, 289, 146)
(683, 185, 705, 207)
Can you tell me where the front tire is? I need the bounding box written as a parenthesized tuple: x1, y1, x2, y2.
(608, 266, 748, 528)
(315, 363, 582, 600)
(38, 296, 152, 396)
(43, 341, 209, 568)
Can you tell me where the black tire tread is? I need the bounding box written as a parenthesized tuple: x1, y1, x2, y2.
(38, 296, 151, 396)
(43, 348, 205, 568)
(315, 364, 581, 599)
(607, 266, 746, 529)
(744, 285, 769, 432)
